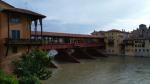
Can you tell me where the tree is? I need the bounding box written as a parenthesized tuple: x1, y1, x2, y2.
(13, 49, 52, 84)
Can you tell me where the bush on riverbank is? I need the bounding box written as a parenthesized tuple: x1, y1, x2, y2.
(19, 76, 41, 84)
(13, 49, 52, 84)
(0, 69, 18, 84)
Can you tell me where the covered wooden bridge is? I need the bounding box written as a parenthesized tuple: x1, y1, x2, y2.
(30, 32, 106, 67)
(6, 31, 105, 67)
(31, 32, 105, 50)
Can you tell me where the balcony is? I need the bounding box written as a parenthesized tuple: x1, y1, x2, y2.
(123, 40, 134, 46)
(5, 38, 42, 45)
(107, 39, 114, 47)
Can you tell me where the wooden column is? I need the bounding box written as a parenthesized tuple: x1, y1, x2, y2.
(28, 17, 32, 40)
(39, 19, 43, 44)
(27, 17, 32, 53)
(34, 20, 37, 40)
(6, 12, 10, 56)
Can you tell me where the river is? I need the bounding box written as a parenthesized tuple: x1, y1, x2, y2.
(43, 56, 150, 84)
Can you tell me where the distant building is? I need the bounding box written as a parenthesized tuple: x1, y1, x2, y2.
(124, 37, 150, 57)
(123, 24, 150, 57)
(92, 24, 150, 57)
(92, 29, 129, 55)
(130, 24, 150, 38)
(104, 29, 129, 55)
(91, 30, 105, 37)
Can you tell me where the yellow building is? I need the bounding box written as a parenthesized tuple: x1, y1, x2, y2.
(104, 29, 129, 55)
(124, 38, 150, 57)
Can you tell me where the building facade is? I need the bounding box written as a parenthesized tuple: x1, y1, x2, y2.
(124, 38, 150, 57)
(104, 29, 129, 55)
(92, 29, 129, 55)
(130, 24, 150, 38)
(124, 24, 150, 57)
(0, 1, 45, 59)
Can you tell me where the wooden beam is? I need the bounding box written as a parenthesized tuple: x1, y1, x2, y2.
(6, 12, 10, 56)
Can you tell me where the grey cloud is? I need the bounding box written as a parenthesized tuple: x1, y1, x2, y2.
(4, 0, 150, 33)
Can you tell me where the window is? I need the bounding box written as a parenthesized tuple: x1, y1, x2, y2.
(112, 50, 114, 52)
(135, 49, 137, 52)
(138, 44, 141, 47)
(139, 49, 141, 52)
(142, 44, 145, 47)
(10, 16, 21, 23)
(11, 30, 20, 39)
(135, 41, 138, 43)
(147, 49, 149, 52)
(143, 49, 145, 52)
(108, 50, 111, 53)
(27, 22, 31, 29)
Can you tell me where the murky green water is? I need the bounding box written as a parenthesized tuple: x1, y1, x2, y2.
(43, 56, 150, 84)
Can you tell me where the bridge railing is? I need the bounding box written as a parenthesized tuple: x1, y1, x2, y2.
(5, 38, 104, 49)
(40, 43, 104, 49)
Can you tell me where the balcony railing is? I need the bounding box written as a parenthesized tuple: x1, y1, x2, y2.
(5, 39, 42, 45)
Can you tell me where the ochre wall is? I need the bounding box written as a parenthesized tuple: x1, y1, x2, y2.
(0, 13, 30, 40)
(0, 12, 31, 58)
(0, 1, 34, 73)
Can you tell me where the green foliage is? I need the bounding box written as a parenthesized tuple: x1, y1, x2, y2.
(19, 76, 41, 84)
(13, 49, 52, 84)
(0, 69, 19, 84)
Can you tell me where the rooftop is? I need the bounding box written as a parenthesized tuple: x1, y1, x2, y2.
(0, 0, 14, 8)
(32, 32, 103, 38)
(0, 0, 45, 18)
(3, 8, 46, 18)
(106, 29, 128, 33)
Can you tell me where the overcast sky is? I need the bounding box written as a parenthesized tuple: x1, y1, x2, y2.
(4, 0, 150, 34)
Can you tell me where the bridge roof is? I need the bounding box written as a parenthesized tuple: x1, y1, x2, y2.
(32, 32, 103, 38)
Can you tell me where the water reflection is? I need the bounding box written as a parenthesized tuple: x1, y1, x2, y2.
(43, 56, 150, 84)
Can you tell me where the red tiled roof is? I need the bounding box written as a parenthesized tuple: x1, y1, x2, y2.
(106, 29, 129, 34)
(32, 32, 103, 38)
(106, 29, 122, 32)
